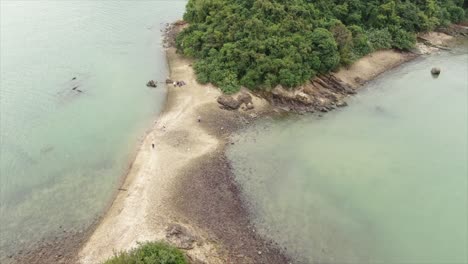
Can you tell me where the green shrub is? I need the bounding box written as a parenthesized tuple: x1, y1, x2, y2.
(447, 6, 465, 23)
(103, 242, 187, 264)
(367, 28, 393, 50)
(348, 25, 372, 57)
(390, 28, 417, 50)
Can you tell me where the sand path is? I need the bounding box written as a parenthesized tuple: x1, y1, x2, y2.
(79, 48, 223, 264)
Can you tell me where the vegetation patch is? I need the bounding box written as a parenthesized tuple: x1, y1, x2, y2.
(102, 241, 187, 264)
(176, 0, 466, 93)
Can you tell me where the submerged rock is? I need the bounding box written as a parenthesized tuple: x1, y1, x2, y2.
(431, 67, 441, 76)
(146, 80, 157, 88)
(217, 95, 240, 110)
(336, 100, 348, 107)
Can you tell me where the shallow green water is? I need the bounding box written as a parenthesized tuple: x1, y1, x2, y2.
(0, 1, 185, 260)
(228, 51, 468, 263)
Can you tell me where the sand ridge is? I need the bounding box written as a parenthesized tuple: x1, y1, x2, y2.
(79, 48, 228, 264)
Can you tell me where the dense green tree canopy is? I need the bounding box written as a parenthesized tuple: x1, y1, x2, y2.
(176, 0, 465, 93)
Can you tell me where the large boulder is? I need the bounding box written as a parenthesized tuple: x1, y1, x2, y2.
(217, 95, 240, 110)
(237, 92, 253, 105)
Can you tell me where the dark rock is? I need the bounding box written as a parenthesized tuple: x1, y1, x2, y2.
(295, 92, 313, 105)
(217, 95, 240, 110)
(431, 67, 441, 75)
(71, 77, 76, 81)
(336, 100, 348, 107)
(237, 92, 253, 105)
(146, 80, 157, 88)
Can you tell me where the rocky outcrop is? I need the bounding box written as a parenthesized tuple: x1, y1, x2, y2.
(262, 74, 354, 113)
(217, 92, 256, 110)
(439, 24, 468, 37)
(431, 67, 441, 75)
(237, 92, 254, 110)
(217, 95, 241, 110)
(237, 93, 252, 105)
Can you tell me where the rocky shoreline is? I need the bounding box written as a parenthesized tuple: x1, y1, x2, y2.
(217, 51, 417, 115)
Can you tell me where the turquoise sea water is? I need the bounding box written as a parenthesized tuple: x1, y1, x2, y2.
(228, 51, 468, 263)
(0, 1, 185, 260)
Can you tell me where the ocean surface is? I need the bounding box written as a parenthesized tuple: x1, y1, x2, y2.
(228, 50, 468, 263)
(0, 1, 186, 261)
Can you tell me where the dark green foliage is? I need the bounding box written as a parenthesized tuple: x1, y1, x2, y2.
(103, 242, 187, 264)
(177, 0, 465, 92)
(367, 28, 393, 50)
(390, 27, 417, 50)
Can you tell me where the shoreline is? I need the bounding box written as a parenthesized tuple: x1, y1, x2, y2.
(76, 30, 455, 264)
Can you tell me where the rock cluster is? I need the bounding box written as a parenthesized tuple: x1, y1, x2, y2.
(146, 80, 157, 88)
(263, 74, 354, 113)
(217, 92, 254, 110)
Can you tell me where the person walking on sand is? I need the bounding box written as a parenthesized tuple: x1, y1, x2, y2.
(152, 143, 155, 149)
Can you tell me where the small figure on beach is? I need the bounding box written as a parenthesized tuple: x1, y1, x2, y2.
(152, 143, 155, 149)
(197, 116, 201, 123)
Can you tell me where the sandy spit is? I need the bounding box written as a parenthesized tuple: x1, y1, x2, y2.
(78, 47, 283, 264)
(78, 32, 454, 264)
